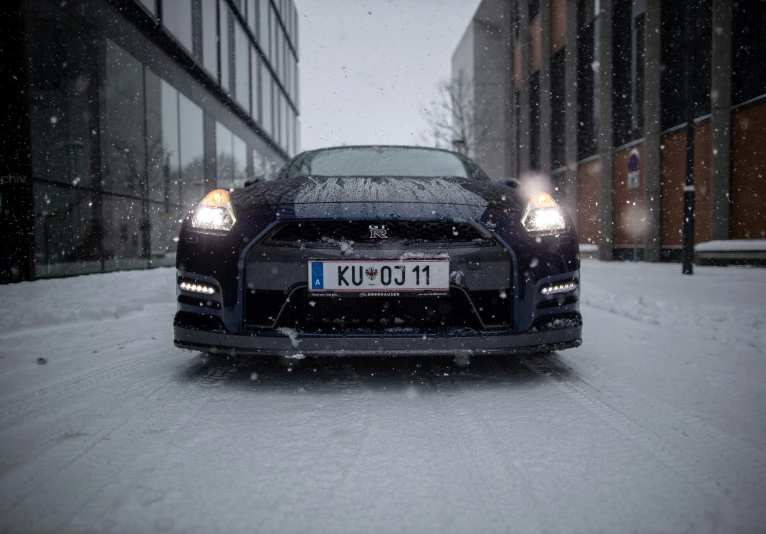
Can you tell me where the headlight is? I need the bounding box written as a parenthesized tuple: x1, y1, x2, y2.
(521, 192, 566, 236)
(191, 189, 237, 233)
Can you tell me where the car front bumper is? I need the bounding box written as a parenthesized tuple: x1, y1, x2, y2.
(174, 323, 582, 357)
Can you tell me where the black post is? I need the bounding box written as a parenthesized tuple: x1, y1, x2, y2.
(681, 0, 696, 275)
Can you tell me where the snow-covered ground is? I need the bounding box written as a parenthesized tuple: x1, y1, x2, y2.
(1, 260, 765, 533)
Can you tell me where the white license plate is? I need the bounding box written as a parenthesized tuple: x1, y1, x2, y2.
(308, 260, 450, 294)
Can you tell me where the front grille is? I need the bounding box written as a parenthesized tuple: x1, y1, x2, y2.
(273, 288, 484, 331)
(262, 220, 494, 248)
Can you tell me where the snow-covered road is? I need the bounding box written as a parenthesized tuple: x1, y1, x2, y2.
(1, 261, 765, 533)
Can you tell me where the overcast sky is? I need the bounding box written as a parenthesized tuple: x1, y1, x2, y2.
(294, 0, 480, 151)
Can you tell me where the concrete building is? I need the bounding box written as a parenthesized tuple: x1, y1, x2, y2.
(454, 0, 766, 261)
(452, 0, 507, 179)
(0, 0, 299, 283)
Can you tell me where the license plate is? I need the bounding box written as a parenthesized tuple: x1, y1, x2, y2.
(308, 260, 450, 294)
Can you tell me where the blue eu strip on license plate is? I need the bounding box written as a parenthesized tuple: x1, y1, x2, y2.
(311, 262, 324, 289)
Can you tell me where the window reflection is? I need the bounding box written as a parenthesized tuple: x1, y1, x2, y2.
(251, 47, 261, 124)
(179, 94, 205, 206)
(220, 3, 231, 91)
(216, 123, 247, 190)
(137, 0, 157, 15)
(233, 135, 248, 188)
(162, 0, 193, 52)
(161, 80, 180, 206)
(260, 0, 270, 58)
(101, 195, 150, 272)
(202, 0, 219, 78)
(234, 20, 250, 113)
(34, 183, 100, 277)
(23, 1, 294, 279)
(149, 201, 182, 267)
(262, 67, 273, 136)
(253, 150, 277, 181)
(28, 19, 94, 188)
(216, 123, 234, 189)
(101, 41, 146, 198)
(146, 70, 164, 204)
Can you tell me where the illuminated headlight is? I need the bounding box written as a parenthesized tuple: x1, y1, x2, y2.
(522, 192, 566, 236)
(540, 281, 578, 295)
(190, 189, 236, 233)
(179, 281, 216, 295)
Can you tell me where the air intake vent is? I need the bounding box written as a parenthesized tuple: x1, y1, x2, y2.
(262, 221, 495, 248)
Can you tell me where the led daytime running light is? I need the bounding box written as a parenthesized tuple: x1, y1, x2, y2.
(179, 281, 216, 295)
(540, 281, 578, 296)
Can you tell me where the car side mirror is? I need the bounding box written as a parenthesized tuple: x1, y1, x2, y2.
(500, 178, 519, 189)
(244, 175, 265, 187)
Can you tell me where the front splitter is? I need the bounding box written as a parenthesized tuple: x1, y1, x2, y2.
(174, 325, 582, 357)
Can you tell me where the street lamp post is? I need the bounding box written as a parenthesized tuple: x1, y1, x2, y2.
(681, 0, 697, 275)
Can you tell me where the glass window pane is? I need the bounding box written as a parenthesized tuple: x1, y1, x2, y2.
(232, 134, 247, 188)
(149, 201, 181, 267)
(281, 30, 287, 82)
(100, 41, 146, 198)
(145, 69, 164, 204)
(234, 21, 250, 113)
(261, 67, 272, 136)
(294, 116, 299, 154)
(281, 92, 288, 150)
(161, 80, 180, 206)
(162, 0, 193, 52)
(247, 0, 256, 33)
(201, 0, 218, 78)
(251, 48, 260, 123)
(138, 0, 157, 15)
(102, 195, 150, 272)
(179, 94, 206, 206)
(273, 80, 280, 141)
(216, 122, 234, 189)
(252, 149, 275, 180)
(34, 182, 100, 278)
(259, 0, 270, 55)
(220, 4, 230, 90)
(27, 18, 94, 188)
(270, 6, 278, 69)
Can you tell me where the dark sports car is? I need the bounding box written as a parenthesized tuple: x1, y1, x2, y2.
(174, 146, 581, 357)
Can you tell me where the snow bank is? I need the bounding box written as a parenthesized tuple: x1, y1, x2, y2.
(0, 268, 176, 334)
(695, 239, 766, 252)
(579, 259, 766, 353)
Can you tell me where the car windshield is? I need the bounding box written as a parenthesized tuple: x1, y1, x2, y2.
(283, 147, 488, 180)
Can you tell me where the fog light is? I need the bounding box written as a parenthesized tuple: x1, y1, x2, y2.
(540, 281, 578, 296)
(179, 281, 216, 295)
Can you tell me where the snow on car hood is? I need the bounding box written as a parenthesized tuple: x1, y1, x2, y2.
(230, 175, 523, 212)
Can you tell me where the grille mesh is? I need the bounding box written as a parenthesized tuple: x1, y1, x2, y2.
(262, 221, 493, 247)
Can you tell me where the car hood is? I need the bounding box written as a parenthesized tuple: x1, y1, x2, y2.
(230, 176, 523, 212)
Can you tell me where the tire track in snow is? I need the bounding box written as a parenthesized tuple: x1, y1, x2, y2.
(548, 355, 766, 513)
(0, 356, 215, 532)
(0, 373, 171, 478)
(523, 356, 734, 502)
(0, 374, 174, 523)
(293, 363, 372, 534)
(0, 348, 183, 429)
(418, 364, 517, 533)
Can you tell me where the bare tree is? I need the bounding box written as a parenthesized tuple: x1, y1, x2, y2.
(421, 71, 490, 156)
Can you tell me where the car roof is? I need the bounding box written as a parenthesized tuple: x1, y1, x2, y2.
(295, 145, 465, 158)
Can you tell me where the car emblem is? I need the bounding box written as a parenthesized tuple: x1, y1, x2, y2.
(369, 225, 388, 239)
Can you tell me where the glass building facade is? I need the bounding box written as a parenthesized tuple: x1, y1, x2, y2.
(0, 0, 299, 282)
